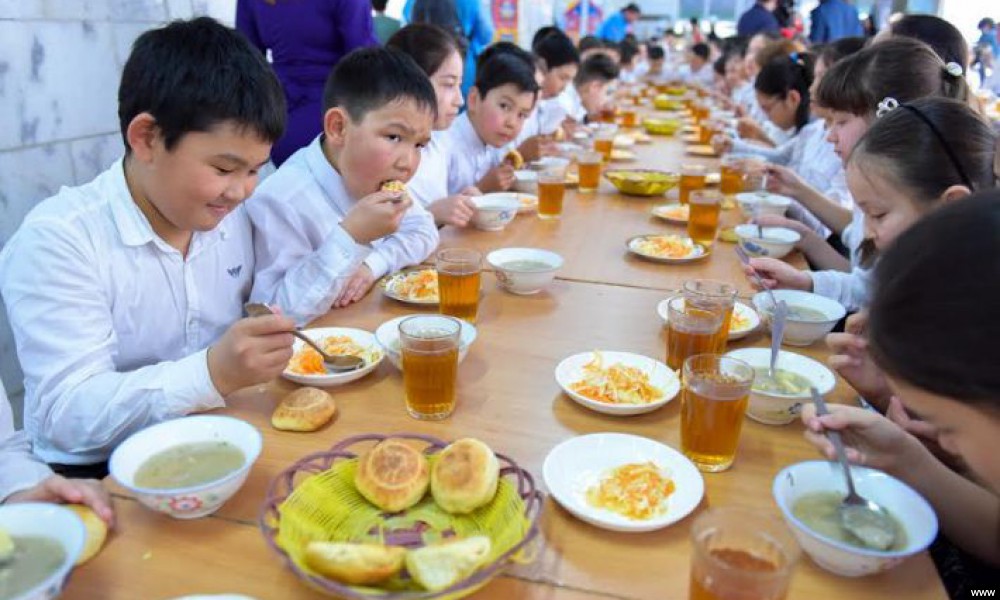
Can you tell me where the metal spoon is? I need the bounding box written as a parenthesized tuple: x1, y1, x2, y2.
(735, 245, 780, 309)
(243, 303, 364, 373)
(810, 389, 898, 551)
(768, 300, 787, 380)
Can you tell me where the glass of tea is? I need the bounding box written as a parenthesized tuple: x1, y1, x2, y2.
(682, 280, 738, 352)
(680, 354, 754, 472)
(621, 108, 638, 128)
(593, 124, 617, 162)
(687, 190, 723, 247)
(666, 296, 723, 371)
(679, 164, 707, 205)
(436, 248, 481, 323)
(720, 155, 745, 196)
(537, 166, 566, 219)
(577, 150, 603, 193)
(689, 507, 801, 600)
(399, 315, 462, 420)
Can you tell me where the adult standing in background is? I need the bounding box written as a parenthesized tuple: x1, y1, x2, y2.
(808, 0, 863, 44)
(236, 0, 377, 166)
(373, 0, 402, 45)
(405, 0, 493, 97)
(596, 3, 642, 44)
(737, 0, 779, 37)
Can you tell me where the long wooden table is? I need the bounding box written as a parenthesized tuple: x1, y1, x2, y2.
(63, 132, 947, 600)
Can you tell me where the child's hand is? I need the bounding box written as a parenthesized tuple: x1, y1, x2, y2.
(826, 330, 893, 411)
(340, 189, 411, 244)
(736, 117, 769, 144)
(477, 164, 515, 193)
(800, 403, 920, 475)
(429, 194, 477, 227)
(744, 257, 812, 291)
(711, 132, 733, 155)
(334, 264, 376, 308)
(6, 476, 115, 527)
(763, 164, 806, 198)
(208, 312, 295, 396)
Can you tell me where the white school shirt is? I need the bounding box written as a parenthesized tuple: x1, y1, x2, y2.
(443, 113, 506, 195)
(0, 160, 250, 464)
(557, 84, 587, 123)
(679, 63, 715, 88)
(0, 382, 53, 501)
(509, 96, 566, 151)
(247, 137, 439, 325)
(408, 130, 450, 209)
(809, 265, 873, 312)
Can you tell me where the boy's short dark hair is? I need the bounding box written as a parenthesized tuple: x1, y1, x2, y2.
(619, 40, 640, 65)
(575, 53, 620, 86)
(578, 35, 602, 53)
(477, 41, 535, 72)
(118, 17, 285, 153)
(372, 0, 388, 11)
(647, 44, 665, 61)
(691, 43, 710, 60)
(322, 47, 437, 124)
(533, 29, 580, 70)
(474, 50, 541, 99)
(532, 26, 561, 48)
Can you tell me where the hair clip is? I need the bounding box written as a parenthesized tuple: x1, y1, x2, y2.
(944, 62, 964, 77)
(876, 97, 899, 118)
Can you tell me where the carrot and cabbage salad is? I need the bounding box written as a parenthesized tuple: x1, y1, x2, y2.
(569, 353, 664, 405)
(288, 336, 381, 375)
(387, 269, 439, 301)
(586, 462, 676, 520)
(634, 235, 695, 258)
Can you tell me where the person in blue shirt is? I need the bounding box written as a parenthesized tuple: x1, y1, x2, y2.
(737, 0, 779, 37)
(977, 18, 1000, 58)
(809, 0, 863, 44)
(596, 3, 641, 43)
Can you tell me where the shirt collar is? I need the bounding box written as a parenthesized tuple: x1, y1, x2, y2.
(303, 134, 355, 206)
(453, 112, 489, 154)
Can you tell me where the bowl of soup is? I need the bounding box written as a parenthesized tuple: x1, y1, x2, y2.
(110, 415, 261, 519)
(375, 314, 478, 370)
(725, 347, 836, 425)
(736, 192, 794, 219)
(470, 194, 519, 231)
(0, 503, 85, 600)
(752, 289, 847, 346)
(734, 224, 801, 259)
(486, 247, 564, 295)
(513, 169, 538, 193)
(773, 461, 938, 577)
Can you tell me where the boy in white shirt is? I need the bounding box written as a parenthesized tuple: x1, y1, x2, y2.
(0, 18, 296, 467)
(512, 30, 580, 162)
(444, 47, 540, 194)
(247, 48, 440, 320)
(557, 53, 620, 125)
(678, 43, 716, 88)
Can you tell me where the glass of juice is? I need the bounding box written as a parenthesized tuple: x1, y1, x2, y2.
(689, 507, 801, 600)
(436, 248, 481, 323)
(537, 166, 566, 219)
(399, 315, 461, 420)
(679, 164, 707, 205)
(682, 279, 738, 352)
(687, 190, 723, 247)
(666, 296, 723, 371)
(680, 354, 754, 472)
(720, 155, 745, 196)
(577, 150, 603, 193)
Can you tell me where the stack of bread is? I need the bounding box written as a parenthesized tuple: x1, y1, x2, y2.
(304, 438, 503, 592)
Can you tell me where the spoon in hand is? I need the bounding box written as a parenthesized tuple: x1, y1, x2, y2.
(244, 303, 364, 373)
(810, 388, 898, 551)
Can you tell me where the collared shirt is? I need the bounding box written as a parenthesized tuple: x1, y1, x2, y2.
(678, 63, 716, 88)
(596, 12, 629, 43)
(247, 136, 439, 325)
(737, 3, 780, 37)
(0, 383, 53, 501)
(510, 96, 565, 150)
(557, 84, 587, 123)
(443, 113, 506, 195)
(0, 160, 246, 464)
(408, 130, 450, 209)
(810, 265, 872, 312)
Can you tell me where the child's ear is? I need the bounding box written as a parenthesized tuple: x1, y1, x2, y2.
(125, 113, 160, 162)
(940, 184, 972, 204)
(467, 87, 482, 115)
(786, 89, 802, 108)
(323, 107, 349, 145)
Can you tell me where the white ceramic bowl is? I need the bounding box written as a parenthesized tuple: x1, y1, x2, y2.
(656, 297, 760, 341)
(281, 327, 384, 386)
(725, 347, 836, 425)
(543, 433, 704, 532)
(773, 461, 938, 577)
(529, 156, 571, 171)
(736, 192, 794, 218)
(374, 314, 478, 370)
(752, 290, 847, 347)
(110, 415, 261, 519)
(486, 247, 563, 295)
(513, 169, 538, 193)
(470, 194, 519, 231)
(734, 224, 801, 259)
(0, 503, 85, 600)
(554, 351, 680, 416)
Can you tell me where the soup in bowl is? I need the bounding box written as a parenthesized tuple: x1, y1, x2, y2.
(486, 247, 564, 294)
(470, 194, 519, 231)
(0, 503, 85, 600)
(752, 290, 846, 346)
(725, 347, 836, 425)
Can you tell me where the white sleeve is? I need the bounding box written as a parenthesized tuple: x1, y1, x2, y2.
(0, 225, 225, 462)
(730, 137, 793, 164)
(248, 191, 371, 326)
(809, 266, 873, 312)
(0, 386, 53, 501)
(365, 202, 439, 278)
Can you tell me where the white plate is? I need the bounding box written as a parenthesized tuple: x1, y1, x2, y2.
(381, 269, 439, 305)
(543, 433, 705, 532)
(555, 351, 680, 416)
(650, 203, 689, 224)
(627, 235, 709, 264)
(282, 327, 383, 386)
(656, 298, 760, 340)
(613, 134, 636, 148)
(515, 193, 539, 214)
(705, 172, 721, 186)
(610, 149, 636, 162)
(685, 145, 717, 157)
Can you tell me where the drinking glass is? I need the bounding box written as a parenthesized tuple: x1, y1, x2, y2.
(680, 354, 754, 472)
(682, 279, 738, 352)
(577, 150, 603, 193)
(687, 190, 723, 247)
(400, 315, 461, 420)
(538, 166, 567, 219)
(679, 164, 708, 205)
(666, 296, 723, 371)
(437, 248, 481, 323)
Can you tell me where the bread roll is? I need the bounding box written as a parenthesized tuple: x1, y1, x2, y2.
(304, 541, 406, 585)
(355, 439, 430, 512)
(66, 504, 108, 565)
(405, 536, 492, 592)
(380, 180, 406, 193)
(503, 150, 524, 169)
(271, 387, 336, 432)
(430, 438, 499, 514)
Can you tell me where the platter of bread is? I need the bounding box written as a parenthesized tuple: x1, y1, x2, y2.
(260, 433, 543, 598)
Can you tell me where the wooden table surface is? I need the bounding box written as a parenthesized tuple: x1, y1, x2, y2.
(63, 131, 946, 600)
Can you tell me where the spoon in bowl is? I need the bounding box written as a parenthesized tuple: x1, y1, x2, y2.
(810, 388, 898, 551)
(244, 303, 364, 373)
